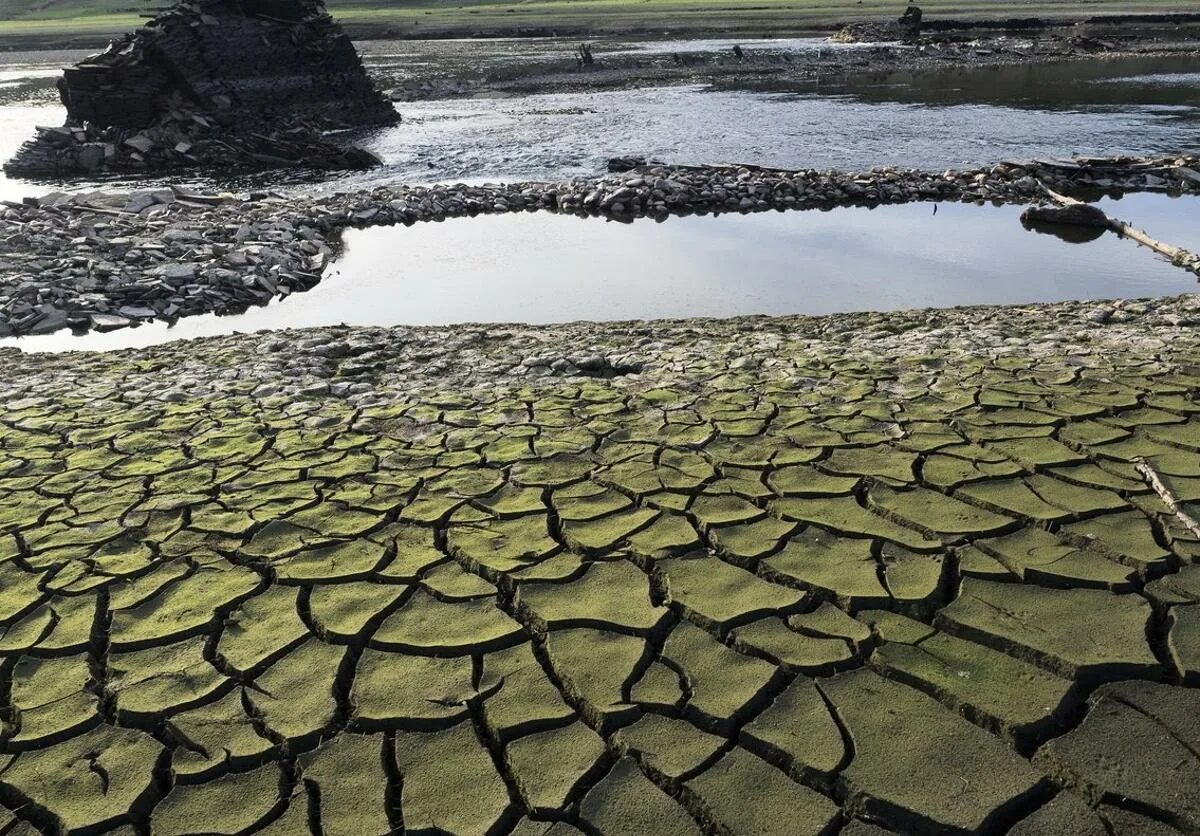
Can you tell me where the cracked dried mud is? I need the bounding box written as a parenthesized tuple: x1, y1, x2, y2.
(1, 295, 1199, 834)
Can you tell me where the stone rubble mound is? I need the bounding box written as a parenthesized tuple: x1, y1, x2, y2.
(3, 0, 398, 179)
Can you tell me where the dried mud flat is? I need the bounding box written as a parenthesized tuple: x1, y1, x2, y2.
(2, 295, 1200, 834)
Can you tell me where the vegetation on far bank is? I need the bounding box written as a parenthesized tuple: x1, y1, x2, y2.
(0, 0, 1192, 43)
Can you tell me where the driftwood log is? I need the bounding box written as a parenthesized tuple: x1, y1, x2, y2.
(1024, 183, 1200, 276)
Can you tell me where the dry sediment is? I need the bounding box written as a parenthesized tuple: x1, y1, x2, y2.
(1, 153, 1197, 338)
(1, 294, 1199, 833)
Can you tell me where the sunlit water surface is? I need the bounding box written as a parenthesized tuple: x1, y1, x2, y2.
(0, 45, 1195, 201)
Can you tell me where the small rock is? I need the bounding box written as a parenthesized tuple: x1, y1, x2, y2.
(1021, 203, 1110, 228)
(124, 193, 157, 214)
(90, 314, 132, 332)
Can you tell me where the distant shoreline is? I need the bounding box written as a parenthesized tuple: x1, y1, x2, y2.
(1, 5, 1198, 52)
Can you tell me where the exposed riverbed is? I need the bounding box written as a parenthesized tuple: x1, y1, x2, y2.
(2, 19, 1200, 836)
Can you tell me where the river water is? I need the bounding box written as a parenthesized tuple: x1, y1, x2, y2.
(4, 193, 1195, 353)
(0, 43, 1196, 201)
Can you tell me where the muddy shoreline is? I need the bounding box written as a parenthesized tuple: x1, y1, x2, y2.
(1, 153, 1196, 339)
(375, 15, 1200, 101)
(3, 13, 1198, 105)
(385, 39, 1200, 103)
(1, 291, 1195, 385)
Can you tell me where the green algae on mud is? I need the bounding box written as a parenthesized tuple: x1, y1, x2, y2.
(1, 297, 1200, 832)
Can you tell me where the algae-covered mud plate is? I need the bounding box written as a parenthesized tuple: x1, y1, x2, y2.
(1, 298, 1198, 834)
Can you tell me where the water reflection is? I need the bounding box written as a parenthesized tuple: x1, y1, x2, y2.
(4, 194, 1195, 354)
(1020, 219, 1108, 244)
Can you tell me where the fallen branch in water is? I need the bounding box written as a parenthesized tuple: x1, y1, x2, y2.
(1037, 182, 1200, 275)
(1134, 457, 1200, 540)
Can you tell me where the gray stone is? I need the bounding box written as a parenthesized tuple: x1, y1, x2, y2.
(1035, 681, 1200, 832)
(1021, 203, 1109, 227)
(90, 314, 133, 332)
(156, 263, 200, 281)
(124, 193, 157, 214)
(76, 144, 106, 172)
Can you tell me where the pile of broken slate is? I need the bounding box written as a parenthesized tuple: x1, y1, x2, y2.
(3, 0, 397, 179)
(0, 154, 1197, 338)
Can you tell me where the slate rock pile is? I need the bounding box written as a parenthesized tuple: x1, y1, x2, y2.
(0, 188, 332, 336)
(3, 0, 397, 179)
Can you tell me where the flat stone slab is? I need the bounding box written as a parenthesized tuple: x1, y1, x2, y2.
(820, 669, 1046, 832)
(936, 578, 1161, 683)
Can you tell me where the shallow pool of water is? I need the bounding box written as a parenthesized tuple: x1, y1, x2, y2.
(6, 193, 1195, 354)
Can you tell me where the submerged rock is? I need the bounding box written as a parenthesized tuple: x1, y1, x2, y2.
(4, 0, 397, 179)
(1021, 203, 1111, 228)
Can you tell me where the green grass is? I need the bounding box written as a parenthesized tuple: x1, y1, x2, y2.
(0, 13, 140, 31)
(0, 0, 1188, 40)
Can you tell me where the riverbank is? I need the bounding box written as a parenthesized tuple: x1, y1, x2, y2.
(380, 17, 1200, 102)
(4, 11, 1197, 103)
(3, 2, 1197, 50)
(1, 154, 1196, 338)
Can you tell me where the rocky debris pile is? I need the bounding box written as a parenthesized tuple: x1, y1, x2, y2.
(832, 3, 922, 44)
(3, 0, 397, 179)
(829, 22, 903, 43)
(0, 154, 1196, 337)
(0, 188, 331, 335)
